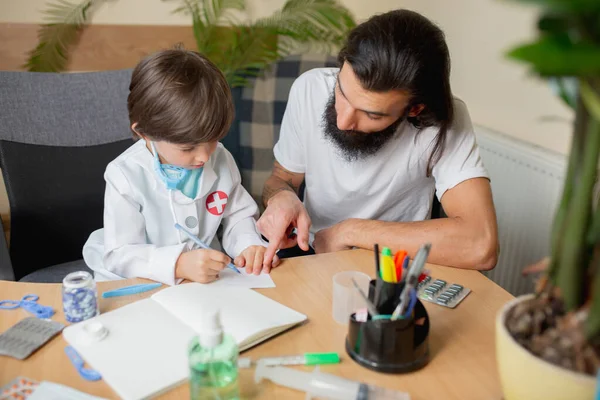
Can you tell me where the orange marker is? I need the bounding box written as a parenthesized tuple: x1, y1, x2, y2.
(394, 250, 407, 281)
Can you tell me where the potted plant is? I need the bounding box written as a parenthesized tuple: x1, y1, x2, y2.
(496, 0, 600, 398)
(24, 0, 355, 87)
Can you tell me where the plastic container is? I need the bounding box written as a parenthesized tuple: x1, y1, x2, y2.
(62, 271, 99, 323)
(332, 271, 371, 325)
(345, 278, 430, 373)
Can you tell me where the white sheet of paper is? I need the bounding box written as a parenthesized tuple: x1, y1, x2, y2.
(208, 267, 275, 288)
(28, 382, 107, 400)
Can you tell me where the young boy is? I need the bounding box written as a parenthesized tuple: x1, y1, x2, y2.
(83, 48, 276, 285)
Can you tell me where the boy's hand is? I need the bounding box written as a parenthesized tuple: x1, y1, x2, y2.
(235, 245, 280, 275)
(175, 249, 231, 283)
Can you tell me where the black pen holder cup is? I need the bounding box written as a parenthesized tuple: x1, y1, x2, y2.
(345, 279, 430, 373)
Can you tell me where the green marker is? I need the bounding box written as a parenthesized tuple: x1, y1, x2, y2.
(238, 352, 340, 368)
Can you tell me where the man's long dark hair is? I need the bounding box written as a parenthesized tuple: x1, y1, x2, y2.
(337, 9, 454, 176)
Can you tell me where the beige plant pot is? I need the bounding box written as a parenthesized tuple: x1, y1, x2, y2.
(496, 295, 596, 400)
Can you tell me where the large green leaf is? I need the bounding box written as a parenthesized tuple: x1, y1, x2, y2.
(507, 36, 600, 76)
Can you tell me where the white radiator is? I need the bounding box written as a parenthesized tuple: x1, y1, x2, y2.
(475, 125, 566, 296)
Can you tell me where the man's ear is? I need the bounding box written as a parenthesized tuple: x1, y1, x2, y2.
(408, 104, 425, 117)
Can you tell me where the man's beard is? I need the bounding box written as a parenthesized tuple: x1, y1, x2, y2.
(321, 93, 403, 161)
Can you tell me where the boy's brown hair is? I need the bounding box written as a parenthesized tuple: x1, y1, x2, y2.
(128, 47, 233, 144)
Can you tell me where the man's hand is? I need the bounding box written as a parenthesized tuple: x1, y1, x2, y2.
(258, 190, 312, 269)
(234, 245, 281, 275)
(313, 220, 353, 254)
(175, 249, 230, 283)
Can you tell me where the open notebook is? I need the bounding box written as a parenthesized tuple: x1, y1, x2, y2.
(62, 283, 307, 400)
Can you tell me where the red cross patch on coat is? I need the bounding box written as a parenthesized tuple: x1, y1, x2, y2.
(206, 191, 228, 216)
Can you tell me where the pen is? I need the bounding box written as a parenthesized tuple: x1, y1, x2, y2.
(391, 243, 431, 319)
(174, 223, 241, 274)
(238, 352, 340, 368)
(351, 278, 380, 317)
(392, 288, 418, 320)
(374, 244, 381, 278)
(373, 243, 382, 310)
(102, 283, 163, 298)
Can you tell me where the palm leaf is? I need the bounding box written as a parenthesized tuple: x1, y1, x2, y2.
(167, 0, 245, 62)
(260, 0, 354, 44)
(223, 0, 355, 86)
(218, 26, 278, 86)
(24, 0, 97, 72)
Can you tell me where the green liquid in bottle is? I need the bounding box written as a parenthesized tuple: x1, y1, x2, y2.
(189, 313, 239, 400)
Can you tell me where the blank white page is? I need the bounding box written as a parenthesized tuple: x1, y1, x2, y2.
(151, 283, 306, 350)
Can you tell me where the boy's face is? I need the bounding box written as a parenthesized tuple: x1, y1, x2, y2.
(150, 140, 218, 169)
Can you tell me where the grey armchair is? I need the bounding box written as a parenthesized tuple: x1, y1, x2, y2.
(0, 69, 134, 282)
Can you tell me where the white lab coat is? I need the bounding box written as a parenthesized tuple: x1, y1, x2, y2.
(83, 140, 266, 285)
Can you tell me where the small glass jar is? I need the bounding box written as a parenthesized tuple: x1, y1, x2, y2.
(62, 271, 99, 323)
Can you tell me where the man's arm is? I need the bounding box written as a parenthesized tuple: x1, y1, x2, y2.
(324, 177, 499, 270)
(262, 160, 305, 208)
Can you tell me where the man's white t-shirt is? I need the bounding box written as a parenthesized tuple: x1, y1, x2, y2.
(274, 68, 489, 236)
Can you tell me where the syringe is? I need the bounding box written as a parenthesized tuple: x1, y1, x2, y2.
(255, 364, 411, 400)
(238, 352, 340, 368)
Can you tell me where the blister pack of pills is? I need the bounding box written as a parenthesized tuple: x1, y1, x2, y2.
(0, 317, 64, 360)
(417, 277, 471, 308)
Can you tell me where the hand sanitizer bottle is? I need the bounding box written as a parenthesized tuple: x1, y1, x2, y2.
(189, 310, 239, 400)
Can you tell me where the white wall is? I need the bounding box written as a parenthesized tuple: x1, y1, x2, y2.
(0, 0, 574, 156)
(397, 0, 572, 157)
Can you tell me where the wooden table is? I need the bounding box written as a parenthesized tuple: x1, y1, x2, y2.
(0, 250, 513, 399)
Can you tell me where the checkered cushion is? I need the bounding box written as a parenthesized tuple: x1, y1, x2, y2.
(223, 54, 338, 208)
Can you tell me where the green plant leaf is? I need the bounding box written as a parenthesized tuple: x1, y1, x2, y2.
(24, 0, 97, 72)
(507, 36, 600, 76)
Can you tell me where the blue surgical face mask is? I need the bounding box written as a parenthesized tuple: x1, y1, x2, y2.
(150, 142, 202, 199)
